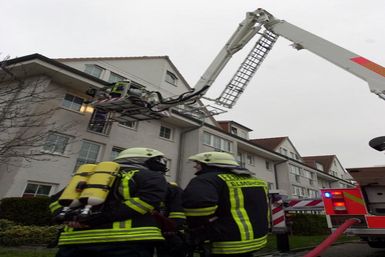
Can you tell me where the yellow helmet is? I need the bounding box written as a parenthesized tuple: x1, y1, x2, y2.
(188, 151, 240, 168)
(114, 147, 164, 163)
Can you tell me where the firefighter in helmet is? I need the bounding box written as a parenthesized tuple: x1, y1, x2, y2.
(109, 81, 130, 98)
(49, 147, 168, 257)
(182, 151, 269, 257)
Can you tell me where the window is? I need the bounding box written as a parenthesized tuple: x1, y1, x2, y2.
(246, 154, 255, 165)
(238, 130, 248, 139)
(213, 136, 221, 149)
(42, 132, 70, 154)
(74, 141, 101, 171)
(280, 147, 288, 156)
(203, 132, 211, 145)
(62, 94, 84, 112)
(84, 64, 104, 78)
(308, 189, 318, 198)
(236, 153, 245, 168)
(23, 182, 53, 197)
(265, 160, 271, 170)
(292, 185, 307, 197)
(289, 165, 301, 175)
(88, 109, 111, 134)
(230, 127, 238, 135)
(316, 162, 324, 171)
(119, 121, 137, 129)
(202, 132, 233, 153)
(165, 71, 178, 85)
(111, 147, 124, 160)
(160, 126, 173, 140)
(108, 72, 126, 83)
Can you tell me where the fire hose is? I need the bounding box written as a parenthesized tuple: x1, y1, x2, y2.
(303, 218, 361, 257)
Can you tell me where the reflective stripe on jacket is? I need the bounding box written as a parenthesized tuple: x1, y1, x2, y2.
(183, 169, 269, 255)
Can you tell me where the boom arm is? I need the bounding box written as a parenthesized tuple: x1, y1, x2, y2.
(263, 15, 385, 99)
(92, 8, 385, 121)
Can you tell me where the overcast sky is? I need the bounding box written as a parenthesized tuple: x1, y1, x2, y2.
(2, 0, 385, 168)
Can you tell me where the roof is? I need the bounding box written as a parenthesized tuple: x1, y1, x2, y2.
(249, 137, 288, 151)
(56, 55, 192, 91)
(302, 155, 336, 172)
(55, 56, 169, 61)
(217, 120, 253, 132)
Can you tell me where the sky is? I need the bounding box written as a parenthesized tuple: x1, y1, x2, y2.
(1, 0, 385, 168)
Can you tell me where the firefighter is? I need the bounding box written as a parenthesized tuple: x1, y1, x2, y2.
(156, 181, 187, 257)
(109, 81, 129, 98)
(182, 151, 269, 257)
(49, 147, 168, 257)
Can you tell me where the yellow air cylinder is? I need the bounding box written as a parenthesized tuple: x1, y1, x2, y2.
(58, 164, 96, 208)
(78, 161, 120, 216)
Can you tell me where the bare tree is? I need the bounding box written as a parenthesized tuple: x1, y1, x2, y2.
(0, 56, 75, 166)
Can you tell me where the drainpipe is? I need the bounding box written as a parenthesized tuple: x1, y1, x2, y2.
(273, 159, 288, 190)
(176, 123, 202, 186)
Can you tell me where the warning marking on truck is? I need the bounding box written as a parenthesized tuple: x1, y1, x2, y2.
(351, 57, 385, 77)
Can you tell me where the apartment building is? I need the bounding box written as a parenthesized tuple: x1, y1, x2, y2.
(0, 53, 353, 200)
(251, 137, 353, 198)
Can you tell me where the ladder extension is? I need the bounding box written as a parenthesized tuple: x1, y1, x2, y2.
(216, 30, 278, 108)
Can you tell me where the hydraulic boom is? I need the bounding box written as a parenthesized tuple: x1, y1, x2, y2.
(91, 8, 385, 121)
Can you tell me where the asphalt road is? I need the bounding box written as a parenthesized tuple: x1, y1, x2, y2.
(262, 241, 385, 257)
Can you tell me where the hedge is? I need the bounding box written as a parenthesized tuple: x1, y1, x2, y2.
(0, 220, 61, 246)
(0, 197, 52, 226)
(290, 213, 330, 235)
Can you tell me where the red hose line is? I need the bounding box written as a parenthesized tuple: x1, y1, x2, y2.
(303, 218, 360, 257)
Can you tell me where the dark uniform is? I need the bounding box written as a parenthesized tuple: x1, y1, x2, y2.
(49, 165, 168, 257)
(156, 182, 187, 257)
(183, 165, 269, 257)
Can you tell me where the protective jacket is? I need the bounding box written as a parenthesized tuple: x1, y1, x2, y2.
(49, 165, 168, 246)
(162, 182, 186, 227)
(182, 167, 269, 255)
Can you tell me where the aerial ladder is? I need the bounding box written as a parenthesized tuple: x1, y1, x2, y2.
(90, 8, 385, 121)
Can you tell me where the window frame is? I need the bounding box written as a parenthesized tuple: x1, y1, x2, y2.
(165, 71, 178, 86)
(74, 140, 102, 172)
(62, 93, 85, 112)
(110, 146, 124, 160)
(118, 121, 137, 130)
(22, 182, 54, 198)
(88, 109, 111, 135)
(159, 125, 173, 140)
(42, 132, 71, 155)
(202, 131, 233, 153)
(84, 64, 104, 78)
(108, 72, 126, 83)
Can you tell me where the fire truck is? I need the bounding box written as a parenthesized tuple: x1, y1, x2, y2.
(89, 8, 385, 247)
(321, 137, 385, 248)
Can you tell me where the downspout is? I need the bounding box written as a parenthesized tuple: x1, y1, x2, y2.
(273, 159, 288, 190)
(176, 122, 203, 186)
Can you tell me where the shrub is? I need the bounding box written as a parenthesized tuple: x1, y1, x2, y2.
(0, 219, 16, 231)
(0, 224, 61, 246)
(0, 197, 52, 226)
(290, 213, 330, 235)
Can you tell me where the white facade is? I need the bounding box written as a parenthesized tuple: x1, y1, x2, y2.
(0, 54, 353, 200)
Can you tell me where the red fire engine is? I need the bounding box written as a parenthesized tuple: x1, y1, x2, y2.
(321, 165, 385, 248)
